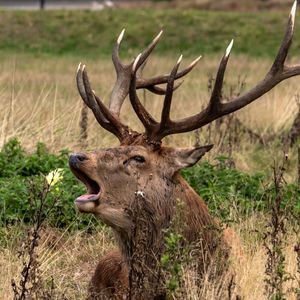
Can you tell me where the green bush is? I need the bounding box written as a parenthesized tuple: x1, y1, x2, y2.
(181, 156, 266, 218)
(181, 156, 300, 220)
(0, 139, 67, 177)
(0, 138, 299, 229)
(0, 138, 96, 229)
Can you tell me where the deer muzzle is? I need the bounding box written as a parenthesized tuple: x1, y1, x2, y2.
(69, 153, 101, 209)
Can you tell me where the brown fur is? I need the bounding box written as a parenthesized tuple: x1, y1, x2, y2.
(88, 250, 128, 300)
(70, 145, 235, 298)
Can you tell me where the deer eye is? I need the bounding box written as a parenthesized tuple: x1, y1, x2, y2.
(123, 155, 146, 166)
(132, 155, 145, 163)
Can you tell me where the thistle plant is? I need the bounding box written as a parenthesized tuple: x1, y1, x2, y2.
(12, 169, 64, 300)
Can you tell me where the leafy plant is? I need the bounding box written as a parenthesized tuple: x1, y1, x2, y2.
(263, 155, 300, 300)
(0, 138, 98, 229)
(161, 198, 188, 296)
(182, 156, 300, 221)
(1, 139, 299, 229)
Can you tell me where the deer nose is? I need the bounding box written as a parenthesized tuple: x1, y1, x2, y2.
(69, 153, 88, 167)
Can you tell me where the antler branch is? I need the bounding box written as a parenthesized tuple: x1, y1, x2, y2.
(76, 30, 200, 144)
(129, 54, 158, 134)
(76, 1, 300, 147)
(108, 30, 199, 116)
(159, 55, 183, 133)
(76, 64, 131, 142)
(148, 0, 300, 140)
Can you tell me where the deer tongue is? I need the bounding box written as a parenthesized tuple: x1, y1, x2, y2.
(76, 193, 100, 202)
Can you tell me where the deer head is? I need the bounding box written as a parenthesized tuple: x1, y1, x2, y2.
(69, 0, 299, 275)
(69, 143, 213, 230)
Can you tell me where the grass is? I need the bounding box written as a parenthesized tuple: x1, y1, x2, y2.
(0, 225, 114, 299)
(0, 8, 299, 58)
(1, 53, 299, 178)
(1, 6, 300, 299)
(0, 52, 299, 298)
(1, 215, 299, 299)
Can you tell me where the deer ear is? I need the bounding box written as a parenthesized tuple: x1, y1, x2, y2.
(174, 145, 213, 169)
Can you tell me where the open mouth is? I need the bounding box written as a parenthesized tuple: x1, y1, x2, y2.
(69, 165, 101, 204)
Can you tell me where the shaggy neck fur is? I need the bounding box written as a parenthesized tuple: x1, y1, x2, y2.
(111, 172, 223, 299)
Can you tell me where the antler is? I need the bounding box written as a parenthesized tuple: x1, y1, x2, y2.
(76, 30, 200, 143)
(109, 29, 199, 116)
(76, 63, 133, 142)
(129, 0, 300, 143)
(130, 54, 193, 142)
(77, 1, 300, 147)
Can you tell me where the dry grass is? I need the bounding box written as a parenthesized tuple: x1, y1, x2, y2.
(0, 53, 299, 176)
(0, 225, 114, 299)
(1, 53, 299, 298)
(0, 216, 298, 299)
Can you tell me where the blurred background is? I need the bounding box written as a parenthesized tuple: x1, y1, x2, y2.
(0, 0, 295, 11)
(1, 1, 300, 299)
(1, 0, 300, 173)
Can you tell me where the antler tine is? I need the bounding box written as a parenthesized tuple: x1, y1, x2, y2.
(138, 48, 184, 96)
(129, 54, 158, 132)
(146, 80, 183, 95)
(77, 65, 109, 128)
(109, 30, 164, 116)
(82, 69, 117, 126)
(80, 65, 129, 141)
(77, 64, 104, 118)
(160, 55, 183, 130)
(112, 29, 125, 72)
(76, 63, 89, 105)
(209, 39, 233, 111)
(136, 30, 163, 69)
(136, 55, 201, 88)
(222, 0, 299, 114)
(148, 41, 233, 140)
(271, 0, 296, 74)
(109, 29, 200, 117)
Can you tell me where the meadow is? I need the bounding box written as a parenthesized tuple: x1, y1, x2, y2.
(0, 7, 300, 300)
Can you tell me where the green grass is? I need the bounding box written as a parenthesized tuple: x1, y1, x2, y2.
(0, 8, 300, 58)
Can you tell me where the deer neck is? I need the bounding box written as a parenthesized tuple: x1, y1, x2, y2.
(114, 172, 218, 265)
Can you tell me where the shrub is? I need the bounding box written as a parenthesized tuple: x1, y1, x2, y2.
(0, 138, 299, 228)
(182, 156, 300, 220)
(0, 138, 97, 229)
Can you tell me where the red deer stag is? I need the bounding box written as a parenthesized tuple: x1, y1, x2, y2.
(69, 2, 299, 299)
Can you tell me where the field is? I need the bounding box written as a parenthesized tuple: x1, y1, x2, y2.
(1, 9, 300, 57)
(0, 6, 300, 300)
(1, 54, 299, 175)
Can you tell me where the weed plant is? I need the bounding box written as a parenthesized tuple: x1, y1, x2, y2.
(1, 138, 299, 298)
